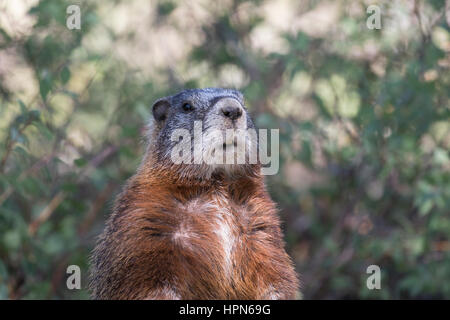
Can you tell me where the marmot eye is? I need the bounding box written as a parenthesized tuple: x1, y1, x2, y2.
(182, 103, 194, 112)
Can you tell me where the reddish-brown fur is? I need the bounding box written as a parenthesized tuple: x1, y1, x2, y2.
(90, 110, 299, 299)
(90, 160, 299, 299)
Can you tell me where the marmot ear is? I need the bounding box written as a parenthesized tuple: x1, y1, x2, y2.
(152, 98, 170, 122)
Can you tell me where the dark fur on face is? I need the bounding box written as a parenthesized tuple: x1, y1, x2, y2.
(144, 88, 260, 184)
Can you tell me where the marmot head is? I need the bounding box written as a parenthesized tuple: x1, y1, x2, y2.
(144, 88, 261, 182)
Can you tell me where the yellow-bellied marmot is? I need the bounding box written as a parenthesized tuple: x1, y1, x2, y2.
(89, 88, 299, 299)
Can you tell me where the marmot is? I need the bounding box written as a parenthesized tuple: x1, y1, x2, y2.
(89, 88, 299, 299)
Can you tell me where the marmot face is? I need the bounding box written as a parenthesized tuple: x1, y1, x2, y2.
(147, 88, 260, 181)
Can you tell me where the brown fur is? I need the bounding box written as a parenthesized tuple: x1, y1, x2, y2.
(90, 162, 299, 299)
(89, 91, 299, 300)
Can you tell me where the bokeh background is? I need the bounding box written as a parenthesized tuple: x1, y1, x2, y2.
(0, 0, 449, 299)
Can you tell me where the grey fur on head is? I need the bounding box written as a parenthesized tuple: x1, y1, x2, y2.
(143, 88, 260, 182)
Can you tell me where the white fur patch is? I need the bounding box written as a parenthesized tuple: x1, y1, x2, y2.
(179, 195, 236, 278)
(214, 214, 234, 277)
(264, 285, 282, 300)
(210, 194, 235, 278)
(146, 286, 180, 300)
(172, 224, 192, 245)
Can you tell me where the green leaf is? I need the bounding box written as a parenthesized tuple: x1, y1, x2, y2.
(157, 1, 176, 16)
(3, 231, 21, 251)
(74, 158, 87, 167)
(18, 99, 27, 113)
(299, 140, 312, 166)
(419, 199, 433, 216)
(34, 121, 53, 140)
(29, 109, 40, 121)
(60, 66, 71, 84)
(39, 77, 52, 101)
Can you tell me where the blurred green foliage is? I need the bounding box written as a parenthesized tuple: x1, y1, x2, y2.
(0, 0, 449, 299)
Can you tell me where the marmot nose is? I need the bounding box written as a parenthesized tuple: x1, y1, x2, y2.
(221, 105, 243, 120)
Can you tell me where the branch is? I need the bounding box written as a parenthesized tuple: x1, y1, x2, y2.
(0, 117, 34, 173)
(447, 0, 450, 27)
(28, 191, 66, 236)
(27, 144, 120, 237)
(78, 181, 116, 235)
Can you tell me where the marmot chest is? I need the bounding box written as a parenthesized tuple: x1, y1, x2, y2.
(171, 192, 250, 276)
